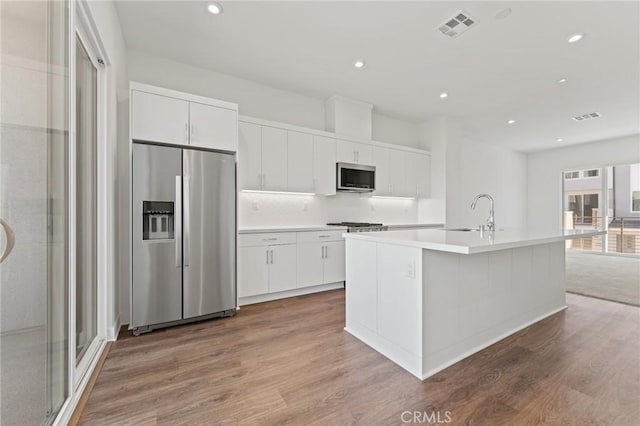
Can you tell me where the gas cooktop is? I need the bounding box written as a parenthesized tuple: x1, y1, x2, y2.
(327, 222, 388, 232)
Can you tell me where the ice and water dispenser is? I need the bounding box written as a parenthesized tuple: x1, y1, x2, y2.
(142, 201, 174, 240)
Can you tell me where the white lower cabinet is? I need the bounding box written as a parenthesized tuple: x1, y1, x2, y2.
(323, 241, 346, 284)
(238, 230, 346, 302)
(238, 243, 297, 297)
(297, 242, 325, 288)
(297, 238, 346, 289)
(268, 244, 297, 293)
(237, 246, 269, 297)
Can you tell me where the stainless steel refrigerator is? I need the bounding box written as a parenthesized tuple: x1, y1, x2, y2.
(132, 142, 236, 334)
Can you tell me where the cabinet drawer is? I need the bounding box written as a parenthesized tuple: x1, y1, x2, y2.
(296, 230, 345, 243)
(238, 232, 297, 247)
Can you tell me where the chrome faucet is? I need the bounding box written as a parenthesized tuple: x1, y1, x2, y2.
(471, 194, 495, 231)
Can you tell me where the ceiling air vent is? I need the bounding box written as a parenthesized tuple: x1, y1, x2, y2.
(572, 112, 601, 122)
(437, 10, 478, 38)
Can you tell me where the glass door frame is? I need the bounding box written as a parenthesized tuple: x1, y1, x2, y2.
(69, 0, 108, 396)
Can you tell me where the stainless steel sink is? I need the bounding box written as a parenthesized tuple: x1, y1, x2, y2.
(439, 227, 504, 232)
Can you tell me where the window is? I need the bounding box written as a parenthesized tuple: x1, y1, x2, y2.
(564, 171, 579, 179)
(584, 169, 599, 177)
(633, 191, 640, 212)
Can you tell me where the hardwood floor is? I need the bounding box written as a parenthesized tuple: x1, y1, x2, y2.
(79, 290, 640, 425)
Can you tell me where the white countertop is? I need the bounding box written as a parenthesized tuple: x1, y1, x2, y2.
(238, 225, 347, 234)
(343, 228, 606, 254)
(238, 223, 443, 234)
(386, 223, 444, 230)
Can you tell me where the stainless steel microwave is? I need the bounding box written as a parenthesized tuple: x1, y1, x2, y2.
(336, 162, 376, 192)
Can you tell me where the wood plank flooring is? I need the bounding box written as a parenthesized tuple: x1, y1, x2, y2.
(79, 290, 640, 425)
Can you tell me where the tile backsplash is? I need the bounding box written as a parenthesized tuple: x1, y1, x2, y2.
(238, 192, 418, 228)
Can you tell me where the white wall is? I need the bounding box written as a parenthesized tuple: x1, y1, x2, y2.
(527, 134, 640, 232)
(86, 0, 128, 333)
(417, 117, 447, 224)
(456, 137, 527, 229)
(416, 117, 527, 229)
(372, 112, 420, 148)
(127, 50, 420, 148)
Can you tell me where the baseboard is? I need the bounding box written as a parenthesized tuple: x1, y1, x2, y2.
(238, 282, 344, 306)
(107, 315, 121, 341)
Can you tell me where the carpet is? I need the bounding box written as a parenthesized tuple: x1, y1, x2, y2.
(565, 250, 640, 306)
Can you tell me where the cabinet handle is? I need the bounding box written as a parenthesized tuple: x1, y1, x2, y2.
(356, 151, 359, 162)
(266, 249, 269, 264)
(185, 123, 189, 144)
(191, 123, 195, 141)
(321, 245, 325, 259)
(319, 235, 331, 238)
(324, 246, 328, 258)
(262, 237, 278, 241)
(270, 249, 274, 264)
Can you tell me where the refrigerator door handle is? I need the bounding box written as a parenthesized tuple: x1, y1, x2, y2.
(175, 176, 182, 268)
(183, 175, 191, 267)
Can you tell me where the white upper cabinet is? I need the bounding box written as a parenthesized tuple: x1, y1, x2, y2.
(416, 154, 431, 199)
(313, 136, 337, 195)
(337, 140, 373, 164)
(373, 147, 391, 196)
(287, 131, 314, 193)
(238, 122, 262, 190)
(373, 147, 411, 197)
(131, 85, 238, 152)
(261, 126, 288, 191)
(189, 102, 237, 151)
(132, 91, 189, 145)
(237, 117, 430, 197)
(389, 149, 408, 196)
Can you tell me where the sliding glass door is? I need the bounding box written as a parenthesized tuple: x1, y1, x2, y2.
(0, 0, 69, 424)
(75, 36, 98, 368)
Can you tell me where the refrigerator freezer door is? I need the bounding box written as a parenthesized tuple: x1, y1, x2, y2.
(182, 149, 236, 319)
(132, 143, 183, 328)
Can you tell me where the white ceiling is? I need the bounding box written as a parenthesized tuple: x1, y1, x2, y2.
(115, 1, 640, 152)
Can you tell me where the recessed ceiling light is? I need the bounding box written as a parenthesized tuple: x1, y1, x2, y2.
(567, 33, 584, 43)
(354, 60, 366, 69)
(558, 78, 567, 83)
(507, 119, 516, 124)
(439, 92, 448, 99)
(495, 8, 512, 20)
(207, 2, 223, 15)
(556, 138, 564, 142)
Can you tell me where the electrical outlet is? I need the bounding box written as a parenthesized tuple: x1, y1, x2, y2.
(407, 261, 415, 278)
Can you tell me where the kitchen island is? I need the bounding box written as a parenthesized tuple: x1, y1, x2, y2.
(343, 228, 605, 380)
